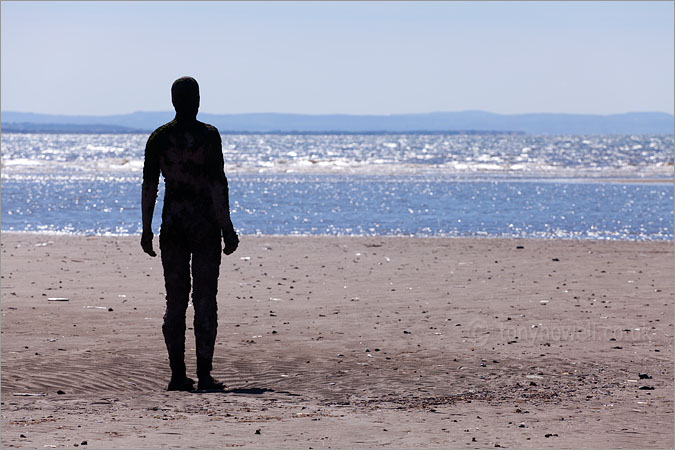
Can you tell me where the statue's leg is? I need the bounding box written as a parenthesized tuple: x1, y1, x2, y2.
(160, 230, 193, 391)
(192, 234, 223, 390)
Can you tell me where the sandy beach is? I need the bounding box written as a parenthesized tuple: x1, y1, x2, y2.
(1, 233, 673, 449)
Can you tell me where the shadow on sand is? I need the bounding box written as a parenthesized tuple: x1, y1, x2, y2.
(193, 387, 300, 396)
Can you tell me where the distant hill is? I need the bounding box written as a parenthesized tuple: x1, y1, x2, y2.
(2, 110, 673, 134)
(2, 122, 145, 134)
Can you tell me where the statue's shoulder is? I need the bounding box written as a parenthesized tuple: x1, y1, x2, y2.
(197, 121, 221, 141)
(146, 120, 177, 148)
(151, 120, 177, 137)
(200, 121, 220, 134)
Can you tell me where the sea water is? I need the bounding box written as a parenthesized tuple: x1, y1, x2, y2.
(1, 133, 673, 240)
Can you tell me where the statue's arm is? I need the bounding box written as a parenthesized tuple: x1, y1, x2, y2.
(208, 130, 234, 231)
(140, 131, 161, 256)
(208, 129, 238, 254)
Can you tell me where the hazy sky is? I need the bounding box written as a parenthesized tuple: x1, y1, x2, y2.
(1, 1, 673, 116)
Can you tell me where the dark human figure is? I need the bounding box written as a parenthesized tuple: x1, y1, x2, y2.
(141, 76, 239, 392)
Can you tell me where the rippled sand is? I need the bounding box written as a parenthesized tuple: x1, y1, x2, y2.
(2, 234, 673, 448)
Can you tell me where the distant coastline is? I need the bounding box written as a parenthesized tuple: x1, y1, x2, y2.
(1, 122, 524, 136)
(2, 110, 673, 135)
(2, 122, 146, 134)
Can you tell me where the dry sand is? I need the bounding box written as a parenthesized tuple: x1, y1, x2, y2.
(1, 233, 673, 449)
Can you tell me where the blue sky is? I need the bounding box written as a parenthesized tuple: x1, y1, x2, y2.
(1, 1, 673, 116)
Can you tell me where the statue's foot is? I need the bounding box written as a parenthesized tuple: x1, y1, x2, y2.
(197, 375, 225, 391)
(167, 376, 195, 392)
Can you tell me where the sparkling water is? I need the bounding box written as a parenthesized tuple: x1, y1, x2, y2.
(1, 133, 673, 240)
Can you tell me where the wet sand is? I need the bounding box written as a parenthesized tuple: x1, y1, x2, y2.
(1, 233, 673, 449)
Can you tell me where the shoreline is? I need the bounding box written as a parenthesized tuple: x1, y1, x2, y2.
(1, 230, 674, 242)
(2, 234, 673, 449)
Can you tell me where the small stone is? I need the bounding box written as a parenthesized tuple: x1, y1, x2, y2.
(638, 386, 655, 390)
(519, 423, 526, 428)
(108, 308, 113, 312)
(20, 434, 26, 439)
(255, 429, 261, 435)
(57, 390, 66, 395)
(638, 373, 652, 379)
(81, 441, 88, 446)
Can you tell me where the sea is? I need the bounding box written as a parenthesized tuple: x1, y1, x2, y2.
(1, 133, 673, 240)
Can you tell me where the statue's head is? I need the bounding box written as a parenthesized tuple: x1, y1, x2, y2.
(171, 76, 200, 118)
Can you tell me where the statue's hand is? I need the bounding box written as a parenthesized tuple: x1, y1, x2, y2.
(141, 230, 157, 257)
(223, 228, 239, 255)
